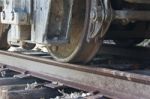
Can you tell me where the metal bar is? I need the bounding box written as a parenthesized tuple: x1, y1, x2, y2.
(0, 51, 150, 98)
(105, 30, 150, 39)
(114, 10, 150, 21)
(124, 0, 150, 4)
(99, 45, 150, 60)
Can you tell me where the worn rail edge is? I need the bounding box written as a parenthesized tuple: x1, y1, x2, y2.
(0, 50, 150, 99)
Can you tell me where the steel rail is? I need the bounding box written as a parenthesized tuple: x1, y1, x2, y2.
(0, 50, 150, 98)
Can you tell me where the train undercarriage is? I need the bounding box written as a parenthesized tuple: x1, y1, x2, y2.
(0, 0, 150, 63)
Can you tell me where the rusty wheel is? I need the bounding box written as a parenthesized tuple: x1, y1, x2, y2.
(47, 0, 112, 63)
(0, 24, 10, 50)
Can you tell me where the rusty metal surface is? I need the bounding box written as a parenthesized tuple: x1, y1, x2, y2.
(0, 51, 150, 98)
(47, 0, 102, 63)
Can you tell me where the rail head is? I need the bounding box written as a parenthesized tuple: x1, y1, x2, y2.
(0, 50, 150, 98)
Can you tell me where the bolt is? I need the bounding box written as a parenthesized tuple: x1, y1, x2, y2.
(121, 19, 129, 25)
(2, 11, 5, 20)
(11, 11, 14, 20)
(90, 11, 95, 19)
(51, 46, 58, 52)
(90, 8, 97, 22)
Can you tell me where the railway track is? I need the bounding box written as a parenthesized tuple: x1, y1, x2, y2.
(0, 45, 150, 99)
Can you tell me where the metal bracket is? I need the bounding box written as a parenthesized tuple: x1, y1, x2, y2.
(31, 0, 74, 45)
(1, 11, 29, 25)
(44, 82, 64, 89)
(14, 73, 31, 79)
(87, 0, 112, 42)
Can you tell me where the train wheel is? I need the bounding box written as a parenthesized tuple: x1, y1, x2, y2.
(0, 24, 10, 50)
(47, 0, 112, 63)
